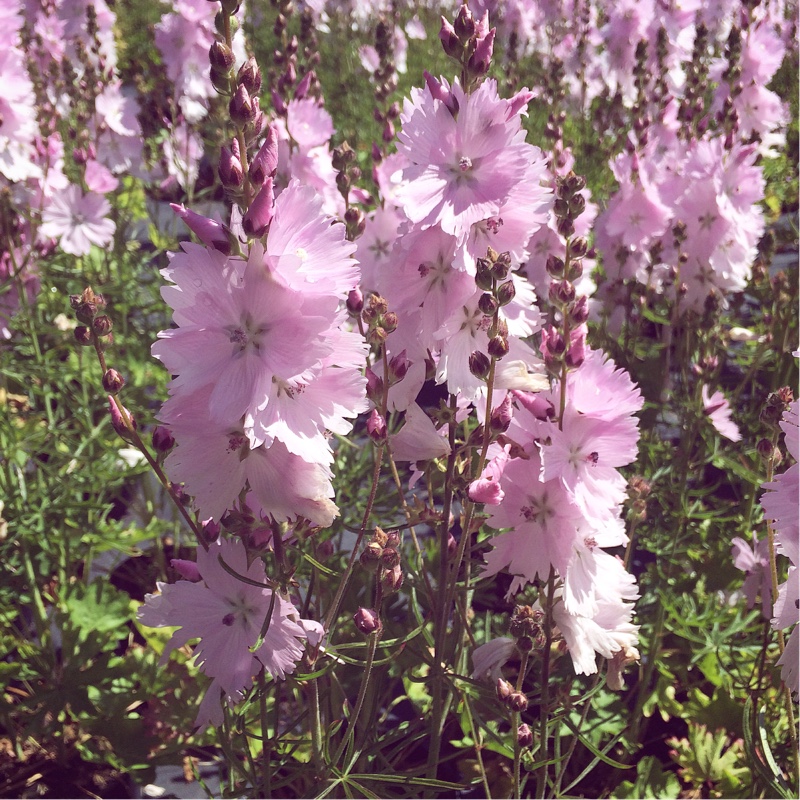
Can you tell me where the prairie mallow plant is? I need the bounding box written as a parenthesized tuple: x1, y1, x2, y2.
(0, 0, 797, 797)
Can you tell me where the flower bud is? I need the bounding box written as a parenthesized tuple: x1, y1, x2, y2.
(93, 315, 113, 337)
(439, 17, 461, 58)
(469, 350, 491, 380)
(478, 292, 499, 316)
(517, 723, 533, 748)
(229, 85, 255, 123)
(388, 350, 410, 383)
(382, 311, 398, 333)
(475, 258, 494, 291)
(382, 564, 404, 593)
(364, 367, 384, 404)
(496, 279, 516, 306)
(242, 178, 274, 238)
(360, 541, 383, 572)
(467, 27, 494, 77)
(548, 279, 575, 307)
(507, 691, 528, 712)
(487, 335, 509, 359)
(569, 295, 589, 324)
(545, 254, 564, 277)
(569, 237, 588, 258)
(209, 41, 235, 72)
(171, 204, 231, 253)
(347, 287, 364, 316)
(294, 69, 313, 100)
(489, 394, 512, 433)
(496, 678, 513, 701)
(237, 56, 262, 95)
(109, 396, 136, 441)
(367, 409, 387, 443)
(249, 125, 279, 184)
(453, 5, 476, 39)
(353, 607, 382, 635)
(102, 368, 125, 394)
(74, 326, 93, 346)
(219, 145, 244, 188)
(152, 425, 175, 453)
(381, 547, 401, 570)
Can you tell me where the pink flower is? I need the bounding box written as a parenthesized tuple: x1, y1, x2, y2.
(702, 385, 741, 442)
(390, 403, 451, 462)
(152, 243, 337, 429)
(395, 78, 541, 240)
(39, 185, 115, 256)
(160, 387, 339, 526)
(138, 537, 313, 728)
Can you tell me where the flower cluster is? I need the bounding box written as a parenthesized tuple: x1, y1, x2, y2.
(154, 177, 367, 528)
(478, 350, 643, 677)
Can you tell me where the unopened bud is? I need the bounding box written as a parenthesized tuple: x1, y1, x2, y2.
(517, 723, 533, 748)
(109, 396, 136, 441)
(388, 350, 409, 382)
(102, 368, 125, 394)
(496, 280, 516, 306)
(209, 41, 235, 72)
(489, 394, 513, 433)
(469, 350, 491, 380)
(382, 563, 404, 593)
(487, 335, 509, 359)
(219, 145, 244, 188)
(360, 541, 383, 571)
(453, 5, 476, 39)
(478, 293, 499, 316)
(152, 425, 175, 453)
(381, 547, 401, 569)
(367, 409, 387, 443)
(229, 85, 255, 123)
(496, 678, 513, 701)
(475, 258, 494, 290)
(237, 56, 262, 95)
(74, 326, 93, 346)
(507, 691, 528, 712)
(93, 315, 113, 337)
(347, 287, 364, 315)
(545, 254, 564, 277)
(353, 607, 382, 635)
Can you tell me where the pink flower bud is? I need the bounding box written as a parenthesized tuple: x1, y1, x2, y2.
(489, 393, 513, 433)
(152, 425, 175, 453)
(439, 17, 461, 58)
(353, 607, 382, 635)
(388, 350, 409, 383)
(511, 390, 555, 420)
(109, 396, 136, 441)
(423, 71, 459, 115)
(171, 559, 201, 582)
(242, 178, 274, 238)
(294, 69, 313, 99)
(468, 27, 495, 76)
(170, 204, 231, 254)
(271, 90, 287, 116)
(366, 409, 387, 443)
(365, 367, 384, 403)
(219, 146, 244, 188)
(249, 125, 279, 185)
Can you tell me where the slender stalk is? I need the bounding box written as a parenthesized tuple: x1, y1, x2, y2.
(513, 651, 531, 799)
(535, 569, 556, 799)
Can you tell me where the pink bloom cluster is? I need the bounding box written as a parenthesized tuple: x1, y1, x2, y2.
(139, 537, 322, 727)
(358, 74, 552, 405)
(595, 131, 765, 315)
(479, 350, 643, 676)
(154, 170, 367, 528)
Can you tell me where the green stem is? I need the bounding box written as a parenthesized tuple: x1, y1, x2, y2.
(536, 569, 556, 799)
